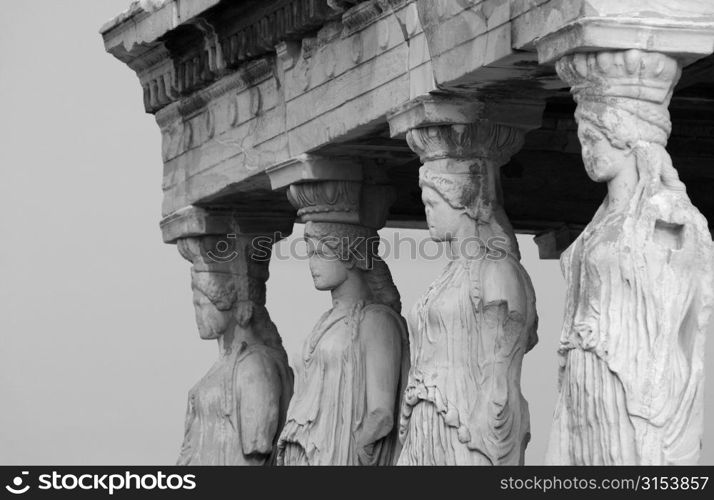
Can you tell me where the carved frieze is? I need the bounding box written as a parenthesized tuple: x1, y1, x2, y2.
(124, 0, 352, 113)
(157, 59, 274, 162)
(105, 0, 419, 114)
(220, 0, 337, 69)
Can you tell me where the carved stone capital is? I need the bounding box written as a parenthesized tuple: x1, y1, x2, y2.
(390, 102, 541, 189)
(267, 155, 394, 229)
(557, 49, 680, 102)
(405, 122, 526, 168)
(387, 96, 544, 139)
(388, 96, 543, 167)
(555, 50, 680, 141)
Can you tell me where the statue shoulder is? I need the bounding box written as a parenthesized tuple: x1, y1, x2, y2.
(359, 303, 406, 342)
(235, 345, 284, 380)
(478, 257, 528, 318)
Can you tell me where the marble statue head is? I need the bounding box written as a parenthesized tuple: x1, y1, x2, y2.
(190, 269, 240, 340)
(305, 235, 350, 292)
(418, 165, 492, 241)
(408, 120, 525, 243)
(557, 49, 681, 185)
(177, 236, 268, 340)
(303, 220, 401, 312)
(304, 221, 377, 290)
(420, 182, 468, 242)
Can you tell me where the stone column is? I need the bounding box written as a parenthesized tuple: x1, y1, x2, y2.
(536, 29, 714, 464)
(160, 206, 295, 465)
(387, 97, 542, 465)
(266, 157, 410, 465)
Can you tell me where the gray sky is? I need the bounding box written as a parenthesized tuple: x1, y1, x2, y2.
(0, 1, 712, 465)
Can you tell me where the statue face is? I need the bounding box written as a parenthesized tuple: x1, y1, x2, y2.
(421, 185, 465, 242)
(191, 280, 232, 340)
(306, 238, 349, 291)
(578, 120, 635, 183)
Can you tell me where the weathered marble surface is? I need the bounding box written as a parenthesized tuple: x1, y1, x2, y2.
(391, 101, 540, 465)
(545, 49, 714, 465)
(102, 0, 714, 227)
(174, 227, 293, 465)
(274, 177, 410, 465)
(102, 0, 714, 467)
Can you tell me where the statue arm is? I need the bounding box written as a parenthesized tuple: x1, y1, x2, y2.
(238, 353, 282, 458)
(356, 310, 403, 464)
(479, 259, 531, 363)
(467, 260, 531, 462)
(480, 259, 528, 321)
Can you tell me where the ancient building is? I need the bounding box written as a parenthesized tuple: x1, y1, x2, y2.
(102, 0, 714, 465)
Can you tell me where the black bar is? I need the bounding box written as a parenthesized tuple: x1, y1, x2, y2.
(1, 466, 713, 499)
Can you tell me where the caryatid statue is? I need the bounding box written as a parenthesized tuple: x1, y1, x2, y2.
(275, 179, 410, 465)
(545, 49, 714, 465)
(173, 211, 294, 465)
(389, 99, 541, 465)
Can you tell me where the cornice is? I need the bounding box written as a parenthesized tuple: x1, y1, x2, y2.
(103, 0, 349, 114)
